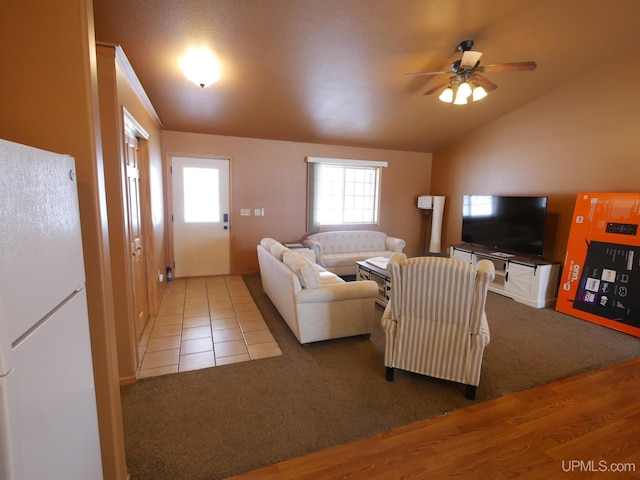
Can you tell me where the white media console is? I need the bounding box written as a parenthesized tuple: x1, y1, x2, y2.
(450, 244, 561, 308)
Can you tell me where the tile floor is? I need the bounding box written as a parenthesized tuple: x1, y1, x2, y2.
(137, 275, 282, 379)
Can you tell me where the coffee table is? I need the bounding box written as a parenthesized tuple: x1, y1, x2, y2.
(356, 260, 391, 306)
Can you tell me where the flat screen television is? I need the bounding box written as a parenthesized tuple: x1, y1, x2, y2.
(461, 195, 548, 257)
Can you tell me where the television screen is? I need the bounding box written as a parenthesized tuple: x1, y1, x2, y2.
(461, 195, 548, 257)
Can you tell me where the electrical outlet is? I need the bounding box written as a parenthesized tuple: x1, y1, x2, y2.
(240, 208, 251, 216)
(254, 208, 265, 216)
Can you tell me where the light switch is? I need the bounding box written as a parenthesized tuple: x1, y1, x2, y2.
(254, 208, 265, 216)
(240, 208, 251, 216)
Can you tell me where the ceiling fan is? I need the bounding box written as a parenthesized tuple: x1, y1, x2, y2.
(405, 40, 537, 103)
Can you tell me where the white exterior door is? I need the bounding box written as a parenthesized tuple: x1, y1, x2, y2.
(171, 156, 230, 277)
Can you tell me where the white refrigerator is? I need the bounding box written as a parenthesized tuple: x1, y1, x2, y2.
(0, 139, 103, 479)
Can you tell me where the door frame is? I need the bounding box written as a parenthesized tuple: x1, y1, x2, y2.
(165, 153, 233, 277)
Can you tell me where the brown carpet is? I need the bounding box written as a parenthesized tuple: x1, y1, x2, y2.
(120, 274, 640, 480)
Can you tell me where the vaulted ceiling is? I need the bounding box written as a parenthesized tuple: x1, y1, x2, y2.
(92, 0, 640, 153)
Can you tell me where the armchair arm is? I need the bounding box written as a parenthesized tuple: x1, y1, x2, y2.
(467, 312, 491, 386)
(387, 253, 406, 320)
(302, 239, 323, 258)
(381, 303, 398, 366)
(469, 259, 495, 334)
(385, 236, 406, 252)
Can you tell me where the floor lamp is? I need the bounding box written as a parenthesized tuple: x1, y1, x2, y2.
(418, 195, 446, 254)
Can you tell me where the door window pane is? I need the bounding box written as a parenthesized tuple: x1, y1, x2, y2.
(183, 167, 219, 222)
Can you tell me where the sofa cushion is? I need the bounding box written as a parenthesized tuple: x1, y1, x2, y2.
(283, 251, 321, 289)
(318, 271, 344, 286)
(309, 231, 388, 254)
(260, 238, 279, 250)
(320, 251, 392, 268)
(269, 243, 290, 261)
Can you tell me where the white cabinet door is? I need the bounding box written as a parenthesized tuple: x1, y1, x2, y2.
(505, 262, 537, 299)
(451, 247, 473, 263)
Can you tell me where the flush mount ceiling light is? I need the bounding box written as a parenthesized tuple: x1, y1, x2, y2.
(181, 46, 221, 88)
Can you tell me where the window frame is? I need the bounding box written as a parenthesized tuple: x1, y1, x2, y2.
(306, 156, 387, 232)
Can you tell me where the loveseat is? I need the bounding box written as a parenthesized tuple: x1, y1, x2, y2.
(257, 238, 378, 344)
(303, 230, 406, 276)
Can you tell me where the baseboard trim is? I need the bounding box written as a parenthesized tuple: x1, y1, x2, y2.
(119, 375, 137, 386)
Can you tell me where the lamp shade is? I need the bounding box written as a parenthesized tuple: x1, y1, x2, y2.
(453, 91, 468, 105)
(472, 86, 488, 101)
(438, 87, 454, 103)
(457, 81, 472, 98)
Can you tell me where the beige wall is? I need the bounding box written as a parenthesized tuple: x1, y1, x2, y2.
(162, 131, 433, 274)
(0, 1, 128, 479)
(431, 50, 640, 263)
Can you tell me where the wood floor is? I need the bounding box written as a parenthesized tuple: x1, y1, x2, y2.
(228, 357, 640, 479)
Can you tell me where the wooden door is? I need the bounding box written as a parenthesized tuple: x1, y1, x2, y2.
(124, 126, 149, 337)
(171, 156, 230, 277)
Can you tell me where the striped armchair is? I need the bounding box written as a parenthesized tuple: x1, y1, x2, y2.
(381, 253, 495, 400)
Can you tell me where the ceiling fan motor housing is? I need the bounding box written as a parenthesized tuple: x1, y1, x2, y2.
(451, 59, 481, 75)
(458, 39, 475, 52)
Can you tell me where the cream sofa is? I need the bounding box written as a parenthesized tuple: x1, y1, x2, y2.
(303, 230, 406, 276)
(257, 238, 378, 344)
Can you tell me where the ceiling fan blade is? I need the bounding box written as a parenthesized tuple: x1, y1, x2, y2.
(474, 74, 499, 92)
(404, 70, 451, 77)
(423, 78, 452, 96)
(483, 61, 537, 72)
(461, 50, 483, 68)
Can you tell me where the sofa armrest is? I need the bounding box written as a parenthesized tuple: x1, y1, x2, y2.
(302, 239, 323, 259)
(385, 236, 406, 252)
(296, 280, 378, 304)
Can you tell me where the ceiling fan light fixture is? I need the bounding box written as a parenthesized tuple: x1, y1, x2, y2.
(453, 91, 468, 105)
(472, 86, 488, 101)
(181, 46, 221, 88)
(457, 81, 472, 98)
(407, 39, 536, 105)
(438, 87, 454, 103)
